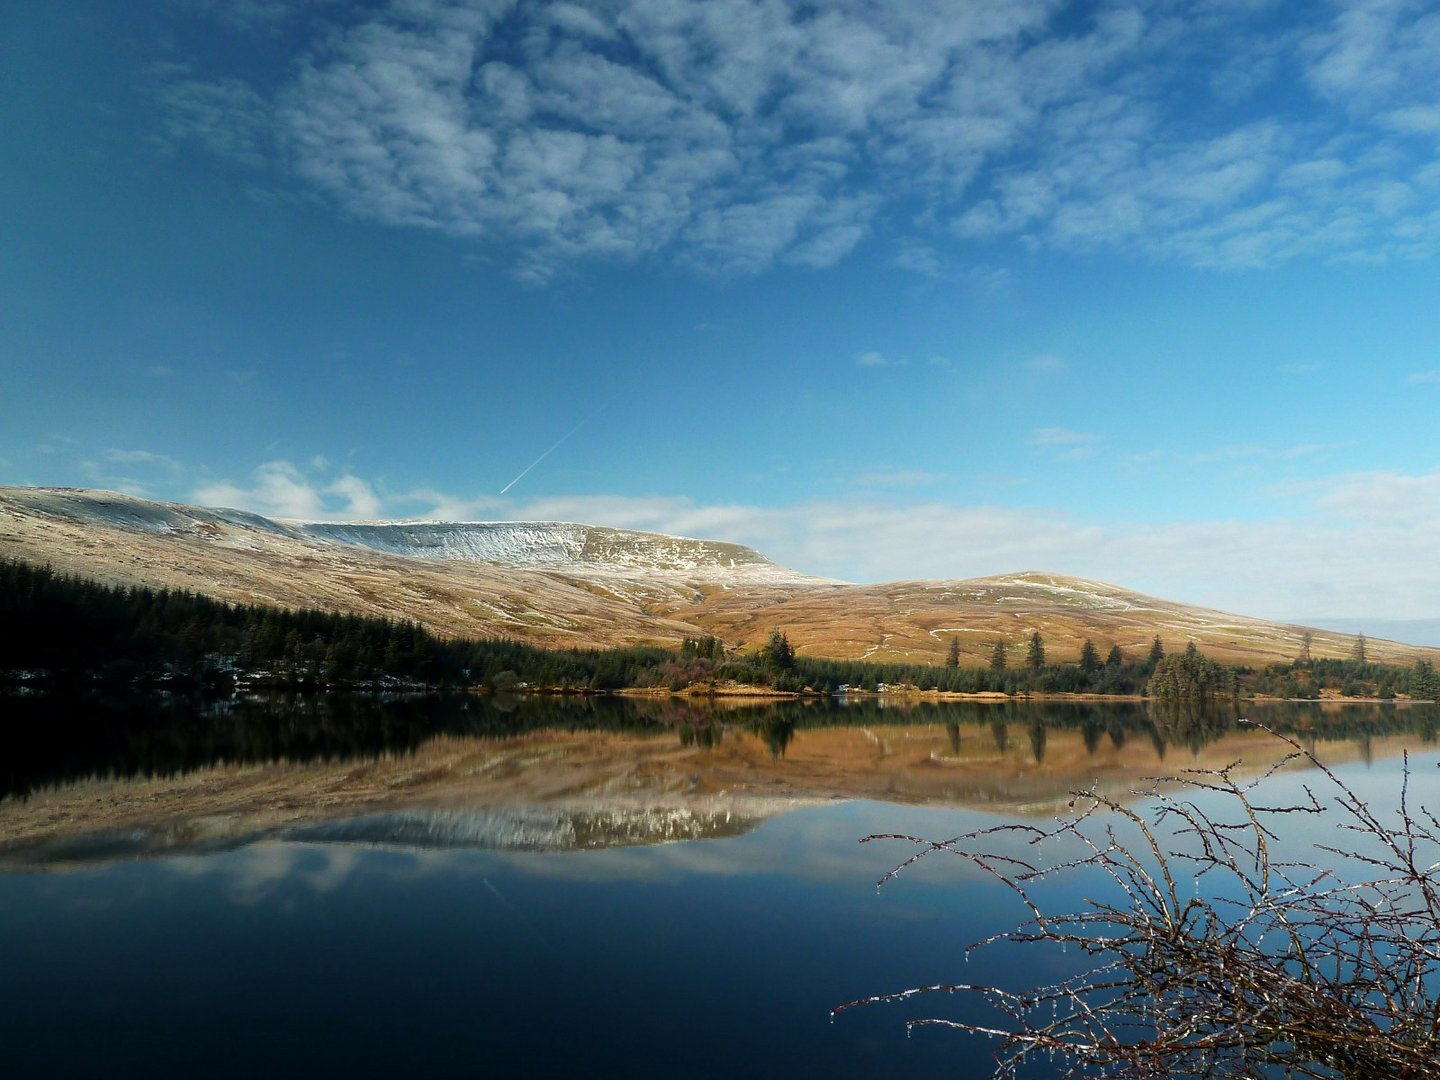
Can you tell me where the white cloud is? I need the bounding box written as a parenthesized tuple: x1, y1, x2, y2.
(1312, 467, 1440, 523)
(193, 461, 388, 521)
(158, 1, 1440, 274)
(1405, 369, 1440, 384)
(1302, 0, 1440, 112)
(192, 460, 507, 522)
(1381, 104, 1440, 136)
(155, 73, 274, 168)
(1280, 440, 1352, 460)
(1028, 427, 1101, 462)
(888, 241, 945, 278)
(324, 474, 384, 519)
(194, 460, 331, 519)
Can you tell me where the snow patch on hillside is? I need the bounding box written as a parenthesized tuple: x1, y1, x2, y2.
(297, 520, 828, 585)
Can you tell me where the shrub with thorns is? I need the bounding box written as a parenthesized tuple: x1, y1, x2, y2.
(836, 723, 1440, 1078)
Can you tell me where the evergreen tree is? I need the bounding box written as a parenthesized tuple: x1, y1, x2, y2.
(1353, 633, 1367, 663)
(1147, 636, 1165, 667)
(1147, 643, 1234, 702)
(1411, 659, 1439, 701)
(989, 639, 1007, 671)
(1026, 632, 1045, 670)
(946, 636, 960, 669)
(762, 628, 795, 671)
(1079, 639, 1101, 674)
(1105, 644, 1124, 668)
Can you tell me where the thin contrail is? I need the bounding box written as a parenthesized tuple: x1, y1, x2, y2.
(499, 399, 611, 495)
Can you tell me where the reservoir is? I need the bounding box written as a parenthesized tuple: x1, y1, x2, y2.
(2, 696, 1434, 1078)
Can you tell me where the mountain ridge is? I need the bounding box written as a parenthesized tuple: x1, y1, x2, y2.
(3, 486, 1434, 668)
(295, 518, 827, 583)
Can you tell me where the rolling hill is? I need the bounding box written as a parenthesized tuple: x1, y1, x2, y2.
(2, 486, 1430, 668)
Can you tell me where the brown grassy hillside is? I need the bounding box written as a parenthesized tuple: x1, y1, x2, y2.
(3, 487, 1433, 668)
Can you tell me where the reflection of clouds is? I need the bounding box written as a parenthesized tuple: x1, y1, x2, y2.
(163, 841, 370, 904)
(148, 801, 1013, 901)
(461, 800, 1037, 894)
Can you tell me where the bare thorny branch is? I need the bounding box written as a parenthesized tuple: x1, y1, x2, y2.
(835, 724, 1440, 1078)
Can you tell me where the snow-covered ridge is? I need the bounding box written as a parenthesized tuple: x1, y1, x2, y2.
(1, 487, 306, 539)
(0, 487, 824, 585)
(280, 804, 770, 852)
(295, 519, 821, 583)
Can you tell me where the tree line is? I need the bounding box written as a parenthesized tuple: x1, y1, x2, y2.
(4, 559, 1437, 701)
(0, 559, 671, 691)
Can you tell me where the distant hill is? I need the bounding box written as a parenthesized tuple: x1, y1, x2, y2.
(2, 486, 1433, 668)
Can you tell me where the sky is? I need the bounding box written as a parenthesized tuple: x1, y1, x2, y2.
(3, 0, 1440, 636)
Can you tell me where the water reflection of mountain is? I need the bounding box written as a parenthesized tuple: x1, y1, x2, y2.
(284, 805, 765, 852)
(4, 692, 1436, 869)
(0, 803, 772, 871)
(5, 692, 1437, 804)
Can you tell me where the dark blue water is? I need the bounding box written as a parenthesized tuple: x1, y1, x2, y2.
(1, 698, 1435, 1079)
(0, 800, 1045, 1078)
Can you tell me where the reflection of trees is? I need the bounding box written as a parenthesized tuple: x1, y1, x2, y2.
(754, 717, 795, 760)
(8, 692, 1436, 805)
(1418, 706, 1439, 744)
(677, 721, 721, 749)
(1145, 698, 1238, 754)
(0, 692, 650, 801)
(1027, 722, 1047, 765)
(1244, 700, 1422, 742)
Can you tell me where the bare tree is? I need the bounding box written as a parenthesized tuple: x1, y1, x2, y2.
(837, 725, 1440, 1078)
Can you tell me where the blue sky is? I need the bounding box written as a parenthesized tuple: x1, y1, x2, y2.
(4, 0, 1440, 630)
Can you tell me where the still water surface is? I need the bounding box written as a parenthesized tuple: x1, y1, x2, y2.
(2, 696, 1435, 1078)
